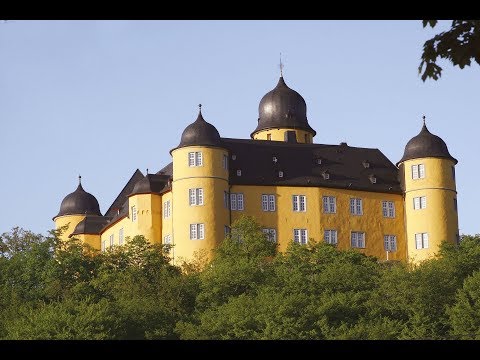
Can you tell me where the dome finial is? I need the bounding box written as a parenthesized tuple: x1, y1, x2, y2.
(423, 115, 426, 126)
(78, 174, 82, 185)
(279, 52, 284, 77)
(146, 168, 149, 175)
(198, 103, 202, 114)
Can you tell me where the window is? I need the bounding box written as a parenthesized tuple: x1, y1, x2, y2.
(350, 198, 363, 215)
(109, 234, 114, 247)
(224, 191, 229, 209)
(384, 235, 397, 251)
(278, 171, 284, 178)
(322, 172, 330, 180)
(454, 198, 458, 212)
(222, 154, 228, 170)
(189, 188, 204, 206)
(412, 164, 425, 179)
(237, 170, 242, 176)
(131, 206, 137, 222)
(262, 228, 277, 242)
(261, 194, 276, 212)
(415, 233, 429, 249)
(323, 196, 336, 214)
(413, 196, 427, 210)
(190, 224, 205, 240)
(351, 232, 365, 248)
(101, 240, 106, 252)
(293, 195, 306, 212)
(452, 166, 456, 181)
(267, 133, 272, 140)
(224, 225, 231, 236)
(382, 201, 395, 218)
(324, 230, 337, 245)
(163, 234, 171, 253)
(119, 228, 124, 246)
(163, 200, 171, 218)
(188, 151, 203, 167)
(293, 229, 308, 245)
(230, 193, 244, 211)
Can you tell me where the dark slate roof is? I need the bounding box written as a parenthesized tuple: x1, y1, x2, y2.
(397, 122, 457, 165)
(221, 138, 401, 194)
(104, 169, 144, 218)
(129, 174, 170, 196)
(173, 109, 222, 151)
(252, 76, 316, 137)
(156, 162, 173, 177)
(70, 215, 110, 236)
(54, 182, 102, 220)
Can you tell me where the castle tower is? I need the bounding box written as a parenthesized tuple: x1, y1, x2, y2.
(251, 76, 316, 144)
(53, 176, 102, 242)
(397, 118, 459, 263)
(170, 106, 230, 262)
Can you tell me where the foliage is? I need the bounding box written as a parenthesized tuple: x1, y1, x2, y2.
(2, 222, 480, 339)
(419, 20, 480, 81)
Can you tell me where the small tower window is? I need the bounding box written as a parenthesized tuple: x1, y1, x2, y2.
(369, 174, 377, 184)
(232, 154, 237, 160)
(267, 133, 272, 140)
(316, 158, 322, 165)
(278, 171, 284, 178)
(131, 206, 137, 222)
(237, 170, 242, 176)
(322, 171, 330, 180)
(272, 156, 278, 163)
(362, 160, 370, 168)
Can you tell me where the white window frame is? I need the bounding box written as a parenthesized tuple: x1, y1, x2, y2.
(188, 151, 203, 167)
(230, 193, 244, 211)
(351, 231, 365, 248)
(324, 229, 338, 245)
(237, 170, 242, 176)
(412, 164, 425, 180)
(163, 200, 171, 218)
(189, 188, 204, 206)
(131, 205, 137, 222)
(222, 154, 228, 170)
(382, 201, 395, 218)
(293, 195, 306, 212)
(109, 234, 114, 247)
(262, 194, 276, 212)
(101, 240, 106, 252)
(413, 196, 427, 210)
(384, 235, 397, 251)
(262, 228, 277, 243)
(323, 196, 336, 214)
(163, 234, 172, 253)
(350, 198, 363, 215)
(190, 223, 205, 240)
(293, 229, 308, 245)
(119, 228, 124, 246)
(415, 233, 429, 249)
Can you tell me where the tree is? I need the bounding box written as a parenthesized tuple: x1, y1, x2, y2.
(419, 20, 480, 81)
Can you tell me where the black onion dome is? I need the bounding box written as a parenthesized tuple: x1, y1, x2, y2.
(176, 108, 222, 149)
(397, 122, 457, 165)
(251, 76, 316, 137)
(54, 182, 102, 219)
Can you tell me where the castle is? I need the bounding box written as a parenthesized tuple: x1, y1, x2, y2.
(53, 74, 459, 263)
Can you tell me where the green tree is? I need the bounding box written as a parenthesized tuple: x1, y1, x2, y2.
(419, 20, 480, 81)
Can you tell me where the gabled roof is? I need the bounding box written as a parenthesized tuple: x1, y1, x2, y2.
(104, 169, 144, 218)
(221, 138, 401, 194)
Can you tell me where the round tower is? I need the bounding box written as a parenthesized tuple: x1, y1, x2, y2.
(170, 105, 229, 262)
(53, 176, 102, 241)
(397, 117, 459, 263)
(251, 76, 316, 143)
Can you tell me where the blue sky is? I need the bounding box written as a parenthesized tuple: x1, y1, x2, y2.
(0, 20, 477, 236)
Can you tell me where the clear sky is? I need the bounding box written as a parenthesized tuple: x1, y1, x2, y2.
(1, 20, 478, 236)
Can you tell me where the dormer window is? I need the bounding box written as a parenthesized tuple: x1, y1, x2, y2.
(272, 156, 278, 163)
(363, 160, 370, 168)
(369, 174, 377, 184)
(278, 171, 283, 178)
(316, 158, 322, 165)
(322, 171, 330, 180)
(232, 154, 237, 160)
(237, 170, 242, 176)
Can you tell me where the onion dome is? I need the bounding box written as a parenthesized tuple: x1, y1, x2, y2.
(397, 118, 457, 165)
(251, 76, 316, 137)
(54, 176, 101, 219)
(176, 104, 221, 149)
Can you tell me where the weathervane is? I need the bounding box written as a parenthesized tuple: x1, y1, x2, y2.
(279, 53, 284, 77)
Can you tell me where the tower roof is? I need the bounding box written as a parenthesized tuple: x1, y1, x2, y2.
(54, 177, 101, 220)
(175, 105, 222, 150)
(397, 119, 457, 165)
(251, 76, 316, 137)
(129, 174, 169, 196)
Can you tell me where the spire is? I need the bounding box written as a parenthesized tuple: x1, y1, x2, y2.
(196, 103, 205, 122)
(279, 52, 284, 77)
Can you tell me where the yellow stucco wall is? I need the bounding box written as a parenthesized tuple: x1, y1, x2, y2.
(76, 234, 101, 251)
(253, 128, 314, 143)
(402, 157, 458, 263)
(54, 215, 86, 242)
(230, 185, 406, 261)
(171, 146, 230, 262)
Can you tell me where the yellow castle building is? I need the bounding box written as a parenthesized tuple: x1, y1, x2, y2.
(53, 75, 459, 263)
